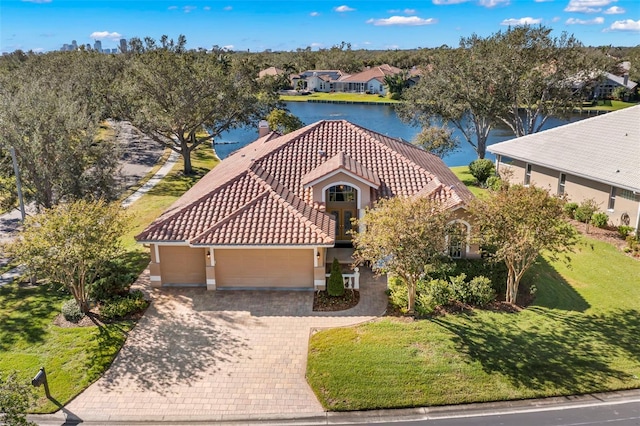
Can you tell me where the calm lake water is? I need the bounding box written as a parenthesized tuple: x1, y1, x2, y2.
(214, 102, 584, 166)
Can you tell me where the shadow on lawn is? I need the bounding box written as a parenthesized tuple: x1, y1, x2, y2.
(526, 257, 590, 312)
(434, 308, 640, 394)
(0, 283, 62, 351)
(93, 291, 249, 394)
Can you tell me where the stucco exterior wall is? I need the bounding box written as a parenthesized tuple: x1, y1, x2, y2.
(159, 245, 206, 286)
(214, 248, 314, 288)
(499, 159, 640, 228)
(310, 171, 373, 208)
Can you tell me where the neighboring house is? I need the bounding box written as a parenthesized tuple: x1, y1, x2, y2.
(592, 72, 637, 99)
(258, 67, 285, 79)
(294, 70, 346, 92)
(488, 105, 640, 231)
(136, 120, 477, 290)
(334, 64, 403, 95)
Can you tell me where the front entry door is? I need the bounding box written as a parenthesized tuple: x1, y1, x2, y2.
(330, 208, 356, 241)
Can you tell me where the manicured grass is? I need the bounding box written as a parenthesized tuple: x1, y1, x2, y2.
(307, 236, 640, 410)
(580, 100, 638, 112)
(280, 92, 399, 104)
(450, 166, 487, 198)
(0, 283, 134, 413)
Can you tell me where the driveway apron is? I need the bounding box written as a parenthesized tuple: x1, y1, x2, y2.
(63, 269, 387, 422)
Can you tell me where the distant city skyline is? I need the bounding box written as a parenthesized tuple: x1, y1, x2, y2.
(1, 0, 639, 54)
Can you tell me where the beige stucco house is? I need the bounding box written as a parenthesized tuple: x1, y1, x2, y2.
(136, 120, 477, 290)
(488, 105, 640, 231)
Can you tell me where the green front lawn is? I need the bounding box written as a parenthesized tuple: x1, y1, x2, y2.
(580, 100, 638, 111)
(307, 236, 640, 410)
(0, 145, 219, 413)
(281, 92, 399, 103)
(0, 283, 134, 413)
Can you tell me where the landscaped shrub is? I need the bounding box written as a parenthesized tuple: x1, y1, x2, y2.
(387, 275, 408, 311)
(62, 299, 84, 322)
(563, 202, 578, 218)
(467, 276, 495, 306)
(486, 175, 505, 191)
(449, 273, 472, 303)
(327, 258, 345, 297)
(415, 293, 436, 316)
(617, 225, 634, 239)
(468, 159, 495, 186)
(100, 290, 149, 321)
(573, 199, 599, 223)
(90, 259, 138, 302)
(591, 212, 609, 228)
(424, 278, 453, 307)
(451, 259, 507, 295)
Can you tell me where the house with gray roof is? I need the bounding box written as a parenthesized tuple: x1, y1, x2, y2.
(488, 105, 640, 231)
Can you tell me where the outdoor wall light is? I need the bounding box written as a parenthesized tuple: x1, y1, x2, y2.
(206, 249, 211, 259)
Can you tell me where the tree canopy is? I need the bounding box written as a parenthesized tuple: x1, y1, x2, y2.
(469, 184, 577, 304)
(352, 196, 457, 312)
(7, 199, 128, 312)
(122, 43, 279, 174)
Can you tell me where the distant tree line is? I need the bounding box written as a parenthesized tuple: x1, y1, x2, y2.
(0, 29, 634, 209)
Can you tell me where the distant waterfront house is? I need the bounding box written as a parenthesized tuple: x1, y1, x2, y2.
(333, 64, 403, 95)
(136, 120, 477, 290)
(258, 67, 285, 79)
(593, 72, 637, 99)
(488, 105, 640, 231)
(293, 70, 347, 92)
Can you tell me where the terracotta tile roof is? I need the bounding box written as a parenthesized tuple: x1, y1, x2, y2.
(136, 120, 474, 246)
(340, 64, 403, 83)
(301, 151, 381, 188)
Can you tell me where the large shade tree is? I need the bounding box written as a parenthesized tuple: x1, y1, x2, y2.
(352, 196, 457, 313)
(469, 184, 577, 304)
(0, 69, 120, 209)
(123, 42, 279, 174)
(7, 199, 128, 313)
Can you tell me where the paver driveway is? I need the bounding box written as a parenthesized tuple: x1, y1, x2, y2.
(64, 269, 387, 422)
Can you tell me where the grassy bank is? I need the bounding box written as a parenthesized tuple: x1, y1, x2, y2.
(281, 92, 399, 104)
(307, 236, 640, 410)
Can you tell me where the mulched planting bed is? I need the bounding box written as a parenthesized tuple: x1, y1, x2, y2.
(313, 290, 359, 311)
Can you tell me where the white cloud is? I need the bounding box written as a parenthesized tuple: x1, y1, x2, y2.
(552, 16, 561, 22)
(604, 6, 625, 14)
(366, 16, 437, 26)
(479, 0, 510, 7)
(223, 5, 232, 10)
(564, 0, 616, 13)
(90, 31, 123, 40)
(500, 17, 543, 25)
(21, 0, 52, 3)
(534, 0, 553, 2)
(203, 6, 211, 11)
(310, 42, 324, 48)
(566, 16, 605, 24)
(223, 44, 234, 50)
(168, 5, 178, 10)
(388, 8, 417, 14)
(310, 11, 319, 16)
(432, 0, 469, 4)
(33, 47, 45, 52)
(183, 5, 196, 13)
(334, 5, 355, 12)
(607, 19, 640, 31)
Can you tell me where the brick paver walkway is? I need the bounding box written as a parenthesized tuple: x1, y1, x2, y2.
(63, 269, 387, 422)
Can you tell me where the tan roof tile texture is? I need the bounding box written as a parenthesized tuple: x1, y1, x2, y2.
(136, 120, 474, 246)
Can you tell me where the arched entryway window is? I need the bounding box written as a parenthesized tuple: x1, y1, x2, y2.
(326, 184, 358, 242)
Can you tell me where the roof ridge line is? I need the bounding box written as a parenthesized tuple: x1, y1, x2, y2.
(190, 188, 271, 244)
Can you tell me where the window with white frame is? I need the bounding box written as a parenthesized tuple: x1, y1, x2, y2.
(524, 163, 532, 186)
(558, 173, 566, 195)
(447, 221, 469, 259)
(608, 186, 616, 211)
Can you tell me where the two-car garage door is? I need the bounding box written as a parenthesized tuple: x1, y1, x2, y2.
(215, 249, 313, 289)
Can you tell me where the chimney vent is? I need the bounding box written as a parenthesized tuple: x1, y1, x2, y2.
(258, 120, 269, 138)
(623, 73, 629, 86)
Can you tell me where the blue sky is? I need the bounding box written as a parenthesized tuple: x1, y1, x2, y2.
(1, 0, 639, 54)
